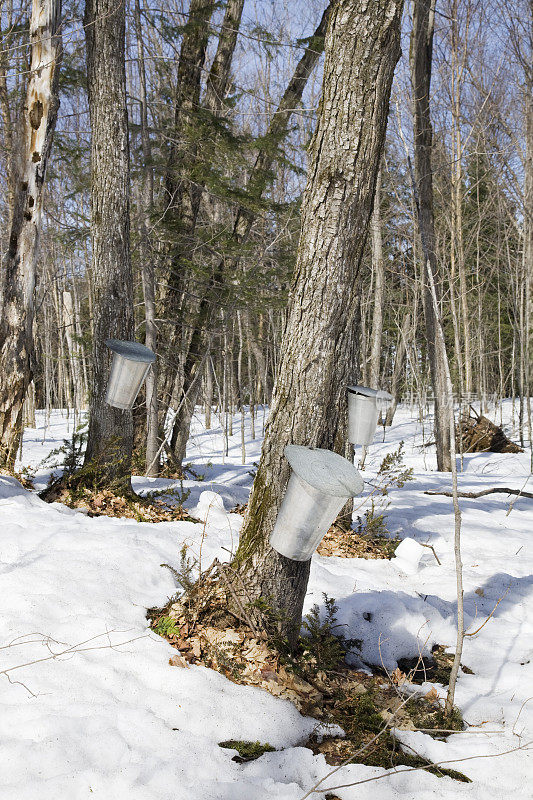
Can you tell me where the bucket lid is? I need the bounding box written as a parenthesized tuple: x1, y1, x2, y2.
(285, 445, 364, 498)
(347, 385, 393, 405)
(376, 389, 393, 405)
(347, 384, 378, 397)
(105, 339, 156, 363)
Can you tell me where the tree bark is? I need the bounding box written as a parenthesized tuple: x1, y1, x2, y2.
(134, 0, 159, 476)
(385, 311, 411, 426)
(204, 0, 245, 115)
(0, 15, 15, 216)
(83, 0, 135, 489)
(62, 290, 84, 414)
(0, 0, 62, 469)
(410, 0, 453, 471)
(233, 0, 404, 647)
(158, 0, 217, 413)
(368, 165, 385, 389)
(164, 7, 331, 466)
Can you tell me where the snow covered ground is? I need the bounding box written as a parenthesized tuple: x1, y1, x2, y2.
(1, 401, 532, 799)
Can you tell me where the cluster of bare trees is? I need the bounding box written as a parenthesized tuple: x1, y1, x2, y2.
(0, 0, 530, 502)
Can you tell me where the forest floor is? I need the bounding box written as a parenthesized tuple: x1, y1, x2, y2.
(1, 401, 532, 799)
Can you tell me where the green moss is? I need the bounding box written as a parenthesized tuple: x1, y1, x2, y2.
(218, 740, 275, 762)
(152, 616, 180, 638)
(232, 469, 273, 567)
(408, 700, 464, 735)
(315, 688, 469, 781)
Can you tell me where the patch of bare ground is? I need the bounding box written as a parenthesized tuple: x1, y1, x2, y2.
(317, 523, 400, 559)
(40, 482, 197, 522)
(230, 506, 400, 560)
(147, 568, 469, 781)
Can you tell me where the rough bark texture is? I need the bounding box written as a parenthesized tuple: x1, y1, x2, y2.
(204, 0, 245, 115)
(233, 0, 404, 646)
(0, 0, 62, 469)
(158, 0, 216, 391)
(83, 0, 134, 488)
(134, 0, 159, 476)
(410, 0, 453, 471)
(0, 17, 15, 215)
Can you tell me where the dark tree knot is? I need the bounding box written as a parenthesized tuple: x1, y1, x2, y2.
(29, 100, 44, 130)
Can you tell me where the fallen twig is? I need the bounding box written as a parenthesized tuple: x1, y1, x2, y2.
(424, 487, 533, 500)
(419, 542, 442, 565)
(306, 740, 533, 796)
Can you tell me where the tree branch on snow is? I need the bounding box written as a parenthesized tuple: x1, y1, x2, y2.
(1, 630, 149, 697)
(425, 488, 533, 500)
(300, 740, 533, 797)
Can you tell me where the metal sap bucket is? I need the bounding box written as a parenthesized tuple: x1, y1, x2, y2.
(347, 385, 393, 446)
(269, 445, 364, 561)
(105, 339, 156, 410)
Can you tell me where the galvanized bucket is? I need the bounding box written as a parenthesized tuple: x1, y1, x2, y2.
(269, 445, 364, 561)
(347, 385, 393, 446)
(105, 339, 156, 410)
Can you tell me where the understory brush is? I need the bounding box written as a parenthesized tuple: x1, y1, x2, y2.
(148, 576, 467, 781)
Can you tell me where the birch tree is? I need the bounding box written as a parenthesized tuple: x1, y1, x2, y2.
(0, 0, 62, 469)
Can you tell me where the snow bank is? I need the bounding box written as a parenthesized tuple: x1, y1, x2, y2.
(3, 404, 532, 798)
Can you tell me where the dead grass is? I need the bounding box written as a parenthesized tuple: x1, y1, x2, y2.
(42, 483, 197, 523)
(147, 574, 468, 781)
(317, 523, 400, 559)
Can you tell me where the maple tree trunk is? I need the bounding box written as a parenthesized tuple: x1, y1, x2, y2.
(233, 0, 404, 647)
(82, 0, 134, 489)
(0, 0, 62, 469)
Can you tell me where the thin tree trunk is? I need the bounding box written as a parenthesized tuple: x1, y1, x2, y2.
(204, 358, 213, 429)
(62, 290, 83, 417)
(233, 0, 404, 647)
(450, 0, 471, 395)
(410, 0, 453, 471)
(523, 22, 533, 466)
(385, 311, 411, 426)
(368, 166, 385, 389)
(204, 0, 245, 115)
(83, 0, 134, 489)
(0, 0, 62, 469)
(161, 8, 331, 454)
(134, 0, 159, 477)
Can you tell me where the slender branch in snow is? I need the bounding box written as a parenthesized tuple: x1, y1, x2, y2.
(424, 258, 464, 718)
(314, 740, 533, 794)
(1, 630, 149, 696)
(425, 487, 533, 500)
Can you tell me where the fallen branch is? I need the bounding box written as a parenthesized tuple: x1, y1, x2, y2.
(1, 630, 149, 696)
(419, 542, 442, 565)
(307, 740, 533, 796)
(424, 488, 533, 500)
